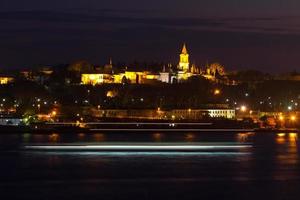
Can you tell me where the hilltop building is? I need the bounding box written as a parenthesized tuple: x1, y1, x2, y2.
(80, 43, 224, 85)
(0, 76, 14, 85)
(178, 43, 189, 71)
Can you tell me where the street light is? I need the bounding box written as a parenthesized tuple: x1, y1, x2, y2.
(291, 115, 296, 122)
(279, 115, 284, 121)
(240, 105, 247, 112)
(51, 111, 57, 116)
(214, 89, 221, 95)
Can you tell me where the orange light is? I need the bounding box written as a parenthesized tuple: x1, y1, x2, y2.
(277, 133, 285, 137)
(289, 133, 298, 138)
(279, 115, 284, 121)
(291, 115, 296, 121)
(240, 105, 247, 112)
(214, 89, 221, 95)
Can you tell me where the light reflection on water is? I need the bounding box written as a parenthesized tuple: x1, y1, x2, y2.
(274, 132, 299, 180)
(49, 133, 60, 143)
(3, 131, 300, 199)
(2, 131, 300, 200)
(236, 132, 254, 143)
(22, 132, 256, 144)
(93, 133, 105, 142)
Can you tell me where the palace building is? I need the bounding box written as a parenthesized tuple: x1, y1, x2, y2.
(81, 43, 218, 85)
(178, 43, 189, 71)
(0, 75, 14, 85)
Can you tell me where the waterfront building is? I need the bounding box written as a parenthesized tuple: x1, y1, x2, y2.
(0, 116, 23, 126)
(95, 108, 235, 120)
(206, 109, 235, 119)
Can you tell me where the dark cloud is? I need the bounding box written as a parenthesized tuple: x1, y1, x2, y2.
(1, 10, 300, 72)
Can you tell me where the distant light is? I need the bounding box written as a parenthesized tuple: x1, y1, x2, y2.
(277, 133, 285, 137)
(279, 115, 285, 121)
(51, 111, 57, 116)
(289, 133, 298, 138)
(107, 90, 117, 98)
(240, 105, 247, 112)
(290, 115, 296, 121)
(288, 106, 292, 110)
(245, 93, 249, 97)
(214, 89, 221, 95)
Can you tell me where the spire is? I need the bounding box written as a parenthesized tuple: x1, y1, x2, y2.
(181, 43, 188, 54)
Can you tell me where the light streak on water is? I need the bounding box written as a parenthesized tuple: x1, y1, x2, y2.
(26, 151, 251, 156)
(24, 143, 252, 151)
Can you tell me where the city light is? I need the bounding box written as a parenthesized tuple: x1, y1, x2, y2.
(279, 115, 285, 121)
(290, 115, 296, 121)
(240, 105, 247, 112)
(214, 89, 221, 95)
(277, 133, 285, 137)
(51, 111, 57, 116)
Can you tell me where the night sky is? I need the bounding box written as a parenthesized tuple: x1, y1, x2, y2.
(1, 0, 300, 72)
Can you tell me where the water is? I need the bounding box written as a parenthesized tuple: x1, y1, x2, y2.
(0, 132, 299, 199)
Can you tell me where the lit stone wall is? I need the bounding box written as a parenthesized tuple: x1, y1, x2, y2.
(0, 77, 14, 85)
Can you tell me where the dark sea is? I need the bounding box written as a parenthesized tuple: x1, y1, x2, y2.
(0, 131, 299, 200)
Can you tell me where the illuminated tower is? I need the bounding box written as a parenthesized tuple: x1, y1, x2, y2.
(178, 43, 189, 71)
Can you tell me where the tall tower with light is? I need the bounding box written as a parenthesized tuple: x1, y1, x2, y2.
(178, 43, 189, 71)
